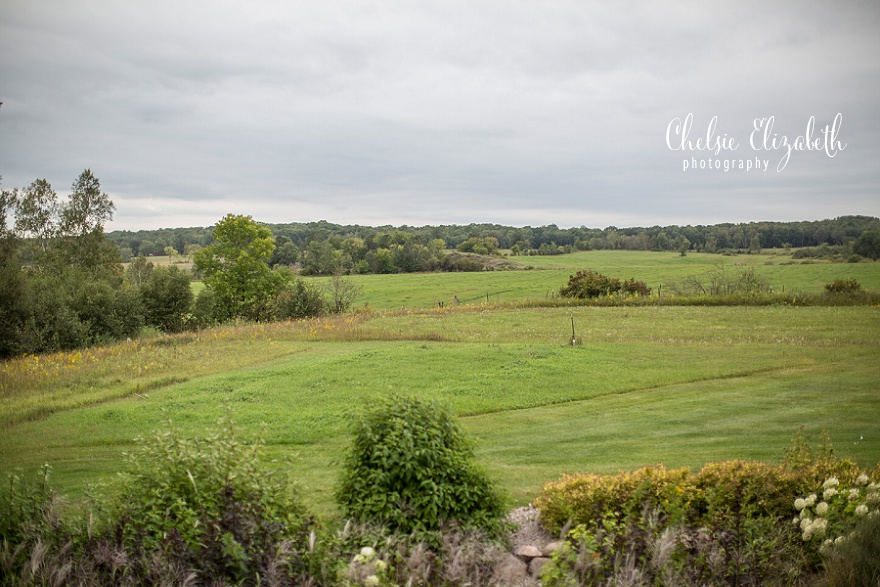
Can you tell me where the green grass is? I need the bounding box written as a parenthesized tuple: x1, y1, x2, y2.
(3, 304, 879, 515)
(303, 250, 880, 311)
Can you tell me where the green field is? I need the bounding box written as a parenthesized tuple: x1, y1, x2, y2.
(307, 250, 880, 311)
(3, 284, 879, 515)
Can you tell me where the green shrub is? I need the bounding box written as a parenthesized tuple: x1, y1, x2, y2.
(693, 460, 803, 525)
(335, 394, 505, 535)
(274, 278, 326, 319)
(0, 465, 56, 551)
(621, 277, 651, 296)
(535, 466, 697, 534)
(140, 265, 193, 332)
(560, 269, 621, 298)
(190, 287, 221, 328)
(111, 416, 313, 582)
(824, 278, 862, 294)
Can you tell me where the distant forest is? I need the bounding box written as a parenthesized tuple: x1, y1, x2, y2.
(108, 215, 880, 275)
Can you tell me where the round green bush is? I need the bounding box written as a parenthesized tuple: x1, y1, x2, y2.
(335, 394, 505, 534)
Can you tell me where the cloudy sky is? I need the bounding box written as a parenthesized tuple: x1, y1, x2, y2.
(1, 1, 878, 231)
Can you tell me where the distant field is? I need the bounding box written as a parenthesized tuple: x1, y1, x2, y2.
(3, 302, 878, 514)
(305, 250, 880, 311)
(152, 249, 879, 310)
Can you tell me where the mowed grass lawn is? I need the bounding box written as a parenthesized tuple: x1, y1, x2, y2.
(2, 304, 879, 515)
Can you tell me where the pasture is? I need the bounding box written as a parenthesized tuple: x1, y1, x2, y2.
(309, 250, 880, 310)
(3, 278, 879, 515)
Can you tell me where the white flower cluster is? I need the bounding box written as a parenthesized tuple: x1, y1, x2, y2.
(794, 494, 816, 511)
(867, 482, 880, 505)
(793, 474, 879, 549)
(800, 515, 828, 540)
(351, 546, 388, 587)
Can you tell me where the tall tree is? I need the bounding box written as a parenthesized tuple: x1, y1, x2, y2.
(194, 214, 284, 321)
(14, 178, 59, 254)
(62, 169, 115, 236)
(60, 171, 120, 275)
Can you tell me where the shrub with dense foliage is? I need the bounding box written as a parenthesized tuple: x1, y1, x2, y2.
(560, 269, 651, 299)
(824, 277, 862, 295)
(1, 418, 316, 587)
(139, 265, 193, 332)
(336, 394, 505, 535)
(534, 431, 877, 587)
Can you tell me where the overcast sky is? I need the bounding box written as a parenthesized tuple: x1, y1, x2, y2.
(1, 1, 878, 231)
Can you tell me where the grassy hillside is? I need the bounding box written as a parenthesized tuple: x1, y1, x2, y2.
(3, 302, 878, 514)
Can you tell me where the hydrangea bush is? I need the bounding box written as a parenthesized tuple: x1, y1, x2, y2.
(794, 474, 879, 555)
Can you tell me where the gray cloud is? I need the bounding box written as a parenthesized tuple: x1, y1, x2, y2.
(1, 0, 878, 230)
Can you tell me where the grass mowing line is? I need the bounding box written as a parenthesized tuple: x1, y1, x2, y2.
(455, 361, 823, 419)
(465, 353, 880, 505)
(3, 375, 192, 430)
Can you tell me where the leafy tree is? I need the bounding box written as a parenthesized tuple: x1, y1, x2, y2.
(125, 256, 154, 288)
(675, 235, 691, 256)
(13, 178, 58, 254)
(325, 274, 362, 313)
(853, 229, 880, 260)
(749, 234, 762, 254)
(367, 248, 396, 273)
(191, 288, 221, 329)
(268, 236, 298, 267)
(457, 236, 499, 255)
(59, 170, 120, 273)
(62, 169, 115, 236)
(194, 214, 284, 321)
(141, 265, 194, 332)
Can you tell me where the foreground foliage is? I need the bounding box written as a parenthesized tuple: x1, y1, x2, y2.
(3, 420, 880, 586)
(2, 418, 316, 586)
(534, 431, 880, 587)
(336, 394, 506, 536)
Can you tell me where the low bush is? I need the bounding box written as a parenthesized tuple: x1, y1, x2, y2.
(535, 465, 695, 533)
(0, 465, 61, 578)
(109, 416, 313, 582)
(560, 270, 652, 299)
(274, 278, 326, 319)
(540, 512, 808, 587)
(534, 430, 878, 586)
(335, 394, 506, 535)
(824, 278, 862, 295)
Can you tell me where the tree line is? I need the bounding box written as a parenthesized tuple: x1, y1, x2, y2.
(0, 175, 358, 358)
(109, 215, 880, 275)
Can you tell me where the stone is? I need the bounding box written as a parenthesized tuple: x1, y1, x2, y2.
(515, 545, 542, 559)
(529, 556, 552, 577)
(494, 553, 528, 584)
(541, 541, 566, 557)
